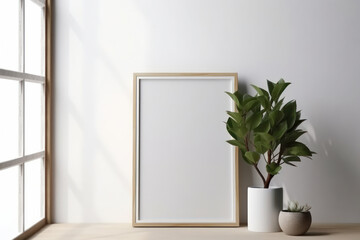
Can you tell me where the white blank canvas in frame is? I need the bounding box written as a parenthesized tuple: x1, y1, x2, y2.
(133, 73, 239, 226)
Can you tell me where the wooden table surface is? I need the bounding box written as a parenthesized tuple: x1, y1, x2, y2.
(30, 223, 360, 240)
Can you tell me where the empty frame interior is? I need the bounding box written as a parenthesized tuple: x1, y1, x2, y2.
(133, 73, 239, 226)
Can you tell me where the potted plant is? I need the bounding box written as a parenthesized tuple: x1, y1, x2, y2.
(279, 201, 312, 235)
(225, 79, 314, 232)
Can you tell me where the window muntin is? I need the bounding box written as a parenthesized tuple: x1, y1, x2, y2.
(0, 0, 46, 238)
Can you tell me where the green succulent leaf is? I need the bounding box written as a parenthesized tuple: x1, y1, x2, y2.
(284, 142, 313, 156)
(244, 151, 261, 165)
(266, 162, 282, 175)
(246, 112, 262, 130)
(282, 100, 297, 129)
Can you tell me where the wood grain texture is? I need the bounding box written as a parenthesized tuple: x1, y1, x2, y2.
(45, 0, 53, 224)
(14, 219, 46, 240)
(30, 223, 360, 240)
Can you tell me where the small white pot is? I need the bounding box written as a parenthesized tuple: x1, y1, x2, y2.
(248, 187, 283, 232)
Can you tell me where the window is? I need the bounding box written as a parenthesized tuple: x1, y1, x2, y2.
(0, 0, 47, 239)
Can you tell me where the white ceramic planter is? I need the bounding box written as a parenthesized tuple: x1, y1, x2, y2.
(248, 187, 283, 232)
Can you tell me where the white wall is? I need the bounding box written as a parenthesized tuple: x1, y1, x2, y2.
(54, 0, 360, 223)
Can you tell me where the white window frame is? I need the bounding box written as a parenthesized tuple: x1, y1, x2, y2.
(0, 0, 47, 237)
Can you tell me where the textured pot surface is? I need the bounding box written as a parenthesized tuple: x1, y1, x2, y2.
(279, 211, 312, 236)
(248, 187, 283, 232)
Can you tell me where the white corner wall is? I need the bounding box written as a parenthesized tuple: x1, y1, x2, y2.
(54, 0, 360, 223)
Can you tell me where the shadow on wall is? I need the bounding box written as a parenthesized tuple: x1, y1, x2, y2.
(278, 116, 360, 223)
(54, 0, 133, 222)
(236, 78, 360, 224)
(236, 77, 259, 224)
(239, 79, 360, 224)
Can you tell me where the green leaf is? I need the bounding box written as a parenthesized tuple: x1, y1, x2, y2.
(226, 118, 239, 139)
(254, 120, 270, 133)
(272, 121, 288, 140)
(257, 95, 270, 110)
(251, 85, 269, 99)
(254, 143, 268, 154)
(271, 79, 291, 103)
(269, 110, 284, 127)
(284, 156, 301, 162)
(243, 93, 252, 102)
(291, 119, 306, 131)
(254, 132, 274, 154)
(284, 142, 313, 156)
(273, 98, 284, 111)
(282, 101, 297, 129)
(226, 91, 241, 109)
(226, 111, 242, 123)
(244, 99, 260, 112)
(254, 132, 274, 144)
(283, 161, 297, 167)
(226, 118, 247, 140)
(241, 152, 253, 165)
(283, 156, 301, 167)
(244, 151, 260, 165)
(283, 130, 307, 144)
(246, 112, 262, 130)
(226, 140, 247, 152)
(267, 80, 275, 94)
(266, 162, 282, 175)
(234, 91, 243, 103)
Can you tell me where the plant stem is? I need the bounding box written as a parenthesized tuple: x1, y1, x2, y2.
(267, 150, 272, 164)
(244, 134, 249, 151)
(276, 145, 283, 165)
(264, 174, 273, 188)
(254, 164, 266, 185)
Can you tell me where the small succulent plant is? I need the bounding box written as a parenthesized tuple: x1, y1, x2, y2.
(287, 201, 311, 212)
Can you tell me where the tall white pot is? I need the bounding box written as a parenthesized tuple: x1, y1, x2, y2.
(248, 187, 283, 232)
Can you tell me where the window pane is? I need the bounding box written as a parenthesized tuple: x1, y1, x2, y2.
(24, 158, 44, 229)
(25, 82, 44, 155)
(0, 0, 20, 71)
(0, 166, 20, 239)
(25, 0, 44, 76)
(0, 79, 20, 162)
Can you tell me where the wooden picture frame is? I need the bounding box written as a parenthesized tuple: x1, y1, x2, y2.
(133, 73, 239, 227)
